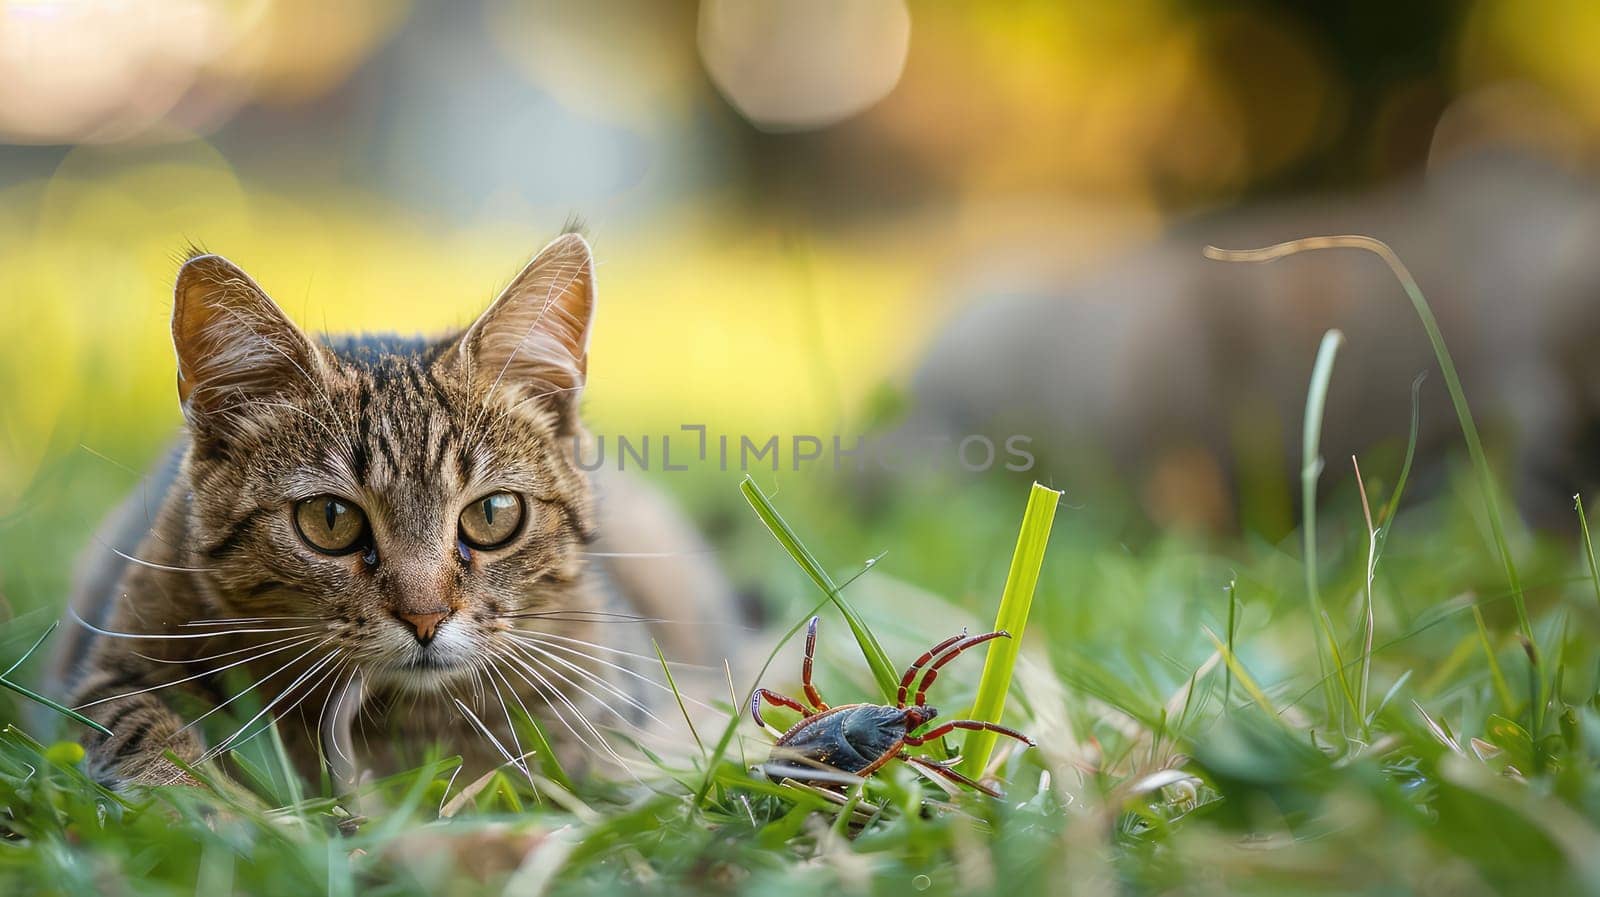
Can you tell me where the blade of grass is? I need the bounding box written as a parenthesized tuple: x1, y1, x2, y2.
(1373, 669, 1414, 718)
(1206, 236, 1536, 725)
(265, 717, 305, 807)
(1353, 380, 1423, 728)
(1224, 575, 1238, 708)
(1576, 494, 1600, 610)
(1299, 329, 1356, 727)
(1320, 609, 1362, 722)
(1374, 373, 1426, 560)
(1354, 456, 1378, 727)
(2, 724, 137, 808)
(0, 621, 113, 736)
(653, 638, 705, 759)
(959, 482, 1061, 779)
(521, 715, 571, 793)
(1472, 604, 1515, 713)
(1202, 626, 1283, 724)
(740, 476, 898, 700)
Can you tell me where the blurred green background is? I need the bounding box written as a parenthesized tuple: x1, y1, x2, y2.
(6, 0, 1600, 627)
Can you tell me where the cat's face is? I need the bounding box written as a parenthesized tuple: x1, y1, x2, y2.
(170, 235, 597, 691)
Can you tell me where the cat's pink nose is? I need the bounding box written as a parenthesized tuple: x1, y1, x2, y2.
(395, 610, 450, 644)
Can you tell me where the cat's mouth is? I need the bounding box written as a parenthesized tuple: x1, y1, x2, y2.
(363, 627, 480, 690)
(403, 653, 453, 671)
(367, 652, 476, 691)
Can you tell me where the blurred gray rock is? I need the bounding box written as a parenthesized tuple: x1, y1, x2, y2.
(899, 150, 1600, 533)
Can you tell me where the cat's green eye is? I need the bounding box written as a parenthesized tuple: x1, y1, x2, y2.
(459, 492, 524, 549)
(293, 495, 368, 554)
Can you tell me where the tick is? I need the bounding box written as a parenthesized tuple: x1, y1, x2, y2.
(751, 616, 1036, 797)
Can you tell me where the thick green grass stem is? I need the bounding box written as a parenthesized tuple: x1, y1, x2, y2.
(960, 482, 1061, 779)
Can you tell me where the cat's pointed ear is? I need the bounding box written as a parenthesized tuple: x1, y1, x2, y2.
(172, 253, 322, 431)
(452, 233, 596, 418)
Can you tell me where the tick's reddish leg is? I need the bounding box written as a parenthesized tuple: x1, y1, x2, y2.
(801, 616, 829, 711)
(902, 754, 1002, 798)
(902, 719, 1036, 748)
(751, 688, 809, 728)
(896, 630, 968, 707)
(911, 631, 1011, 706)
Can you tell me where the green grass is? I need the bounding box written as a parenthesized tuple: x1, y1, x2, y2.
(1208, 236, 1536, 696)
(960, 482, 1059, 779)
(5, 461, 1600, 895)
(8, 240, 1600, 894)
(1298, 328, 1350, 726)
(740, 476, 899, 700)
(0, 623, 110, 737)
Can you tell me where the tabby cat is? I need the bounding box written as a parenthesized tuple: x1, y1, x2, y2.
(54, 233, 734, 788)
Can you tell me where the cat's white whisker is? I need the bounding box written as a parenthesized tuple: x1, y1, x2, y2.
(175, 634, 337, 737)
(437, 763, 465, 816)
(77, 442, 144, 477)
(135, 631, 316, 666)
(488, 646, 594, 755)
(447, 669, 545, 795)
(509, 628, 714, 672)
(311, 657, 349, 764)
(180, 616, 321, 627)
(351, 662, 381, 759)
(78, 634, 322, 710)
(500, 644, 646, 765)
(497, 608, 663, 623)
(201, 651, 343, 763)
(501, 650, 658, 782)
(480, 666, 528, 768)
(508, 648, 659, 747)
(509, 633, 718, 714)
(481, 663, 539, 787)
(320, 665, 363, 790)
(200, 647, 344, 763)
(505, 637, 667, 725)
(99, 543, 217, 574)
(290, 653, 354, 759)
(452, 697, 523, 774)
(492, 646, 628, 769)
(71, 604, 317, 641)
(510, 648, 659, 735)
(496, 608, 736, 631)
(465, 662, 488, 709)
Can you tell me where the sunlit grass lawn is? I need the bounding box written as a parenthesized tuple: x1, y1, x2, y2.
(6, 445, 1598, 895)
(7, 160, 1600, 895)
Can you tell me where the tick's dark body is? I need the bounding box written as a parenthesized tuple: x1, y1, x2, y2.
(774, 704, 921, 776)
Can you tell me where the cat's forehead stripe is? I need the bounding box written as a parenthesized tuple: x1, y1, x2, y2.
(324, 337, 461, 488)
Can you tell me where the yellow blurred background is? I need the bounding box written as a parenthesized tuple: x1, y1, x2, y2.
(6, 0, 1600, 585)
